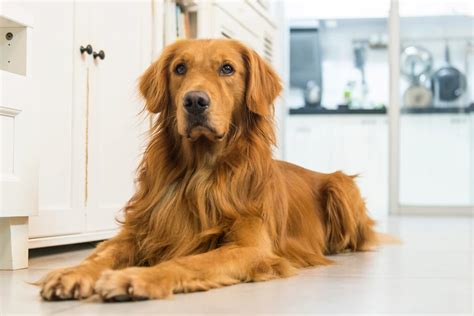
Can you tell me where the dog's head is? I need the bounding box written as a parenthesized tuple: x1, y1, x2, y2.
(139, 39, 282, 142)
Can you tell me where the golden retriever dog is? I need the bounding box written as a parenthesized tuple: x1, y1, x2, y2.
(37, 39, 377, 302)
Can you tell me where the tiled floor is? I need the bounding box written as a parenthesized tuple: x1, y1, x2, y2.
(0, 216, 472, 315)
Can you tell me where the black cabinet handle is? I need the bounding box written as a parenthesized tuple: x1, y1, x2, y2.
(93, 50, 105, 60)
(80, 45, 93, 55)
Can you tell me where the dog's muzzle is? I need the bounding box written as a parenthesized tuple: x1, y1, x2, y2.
(183, 91, 223, 141)
(183, 91, 210, 115)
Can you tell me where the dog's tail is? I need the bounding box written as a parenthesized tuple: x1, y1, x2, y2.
(322, 171, 378, 254)
(375, 232, 401, 245)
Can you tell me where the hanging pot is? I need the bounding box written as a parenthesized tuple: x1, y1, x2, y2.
(431, 44, 466, 102)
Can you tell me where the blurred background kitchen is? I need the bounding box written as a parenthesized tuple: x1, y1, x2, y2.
(0, 0, 473, 268)
(286, 0, 473, 220)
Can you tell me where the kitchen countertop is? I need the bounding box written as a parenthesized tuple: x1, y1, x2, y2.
(289, 107, 387, 115)
(400, 105, 474, 114)
(289, 105, 474, 115)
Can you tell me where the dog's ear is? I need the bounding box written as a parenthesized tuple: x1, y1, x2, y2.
(139, 45, 175, 113)
(242, 46, 282, 116)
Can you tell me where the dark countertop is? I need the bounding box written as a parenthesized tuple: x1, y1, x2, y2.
(400, 105, 474, 114)
(289, 104, 474, 115)
(289, 107, 387, 115)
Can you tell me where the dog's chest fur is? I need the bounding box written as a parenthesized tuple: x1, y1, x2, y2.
(134, 166, 246, 265)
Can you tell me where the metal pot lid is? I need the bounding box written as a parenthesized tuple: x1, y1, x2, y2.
(401, 46, 433, 79)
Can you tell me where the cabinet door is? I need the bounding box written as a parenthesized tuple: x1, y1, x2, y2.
(26, 2, 85, 238)
(400, 114, 471, 206)
(83, 1, 151, 232)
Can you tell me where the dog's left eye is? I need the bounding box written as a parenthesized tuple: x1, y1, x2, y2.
(174, 63, 187, 75)
(220, 64, 234, 76)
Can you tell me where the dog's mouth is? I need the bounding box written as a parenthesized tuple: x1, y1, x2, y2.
(186, 120, 225, 142)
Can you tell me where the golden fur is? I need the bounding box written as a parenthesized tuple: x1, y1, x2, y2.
(37, 39, 377, 302)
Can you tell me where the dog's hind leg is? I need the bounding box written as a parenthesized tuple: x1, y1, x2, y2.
(321, 171, 377, 254)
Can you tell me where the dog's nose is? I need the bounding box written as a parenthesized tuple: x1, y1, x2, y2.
(183, 91, 210, 115)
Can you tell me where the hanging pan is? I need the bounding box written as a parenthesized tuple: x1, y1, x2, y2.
(432, 43, 466, 102)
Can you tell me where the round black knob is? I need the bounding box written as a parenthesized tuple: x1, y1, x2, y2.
(93, 50, 105, 60)
(80, 44, 93, 55)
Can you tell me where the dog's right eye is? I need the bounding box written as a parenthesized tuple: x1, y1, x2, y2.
(174, 63, 187, 75)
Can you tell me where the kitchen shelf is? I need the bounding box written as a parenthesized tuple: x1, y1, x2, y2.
(1, 10, 32, 76)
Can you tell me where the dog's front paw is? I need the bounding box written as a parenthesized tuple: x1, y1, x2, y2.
(95, 268, 175, 302)
(37, 266, 99, 301)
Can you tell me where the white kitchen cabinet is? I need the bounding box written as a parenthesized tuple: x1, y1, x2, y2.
(27, 1, 152, 247)
(212, 5, 260, 49)
(208, 2, 271, 57)
(27, 1, 83, 239)
(285, 115, 389, 218)
(81, 1, 150, 232)
(399, 114, 471, 206)
(1, 2, 36, 269)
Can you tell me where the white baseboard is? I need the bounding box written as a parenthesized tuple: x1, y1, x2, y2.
(28, 230, 118, 249)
